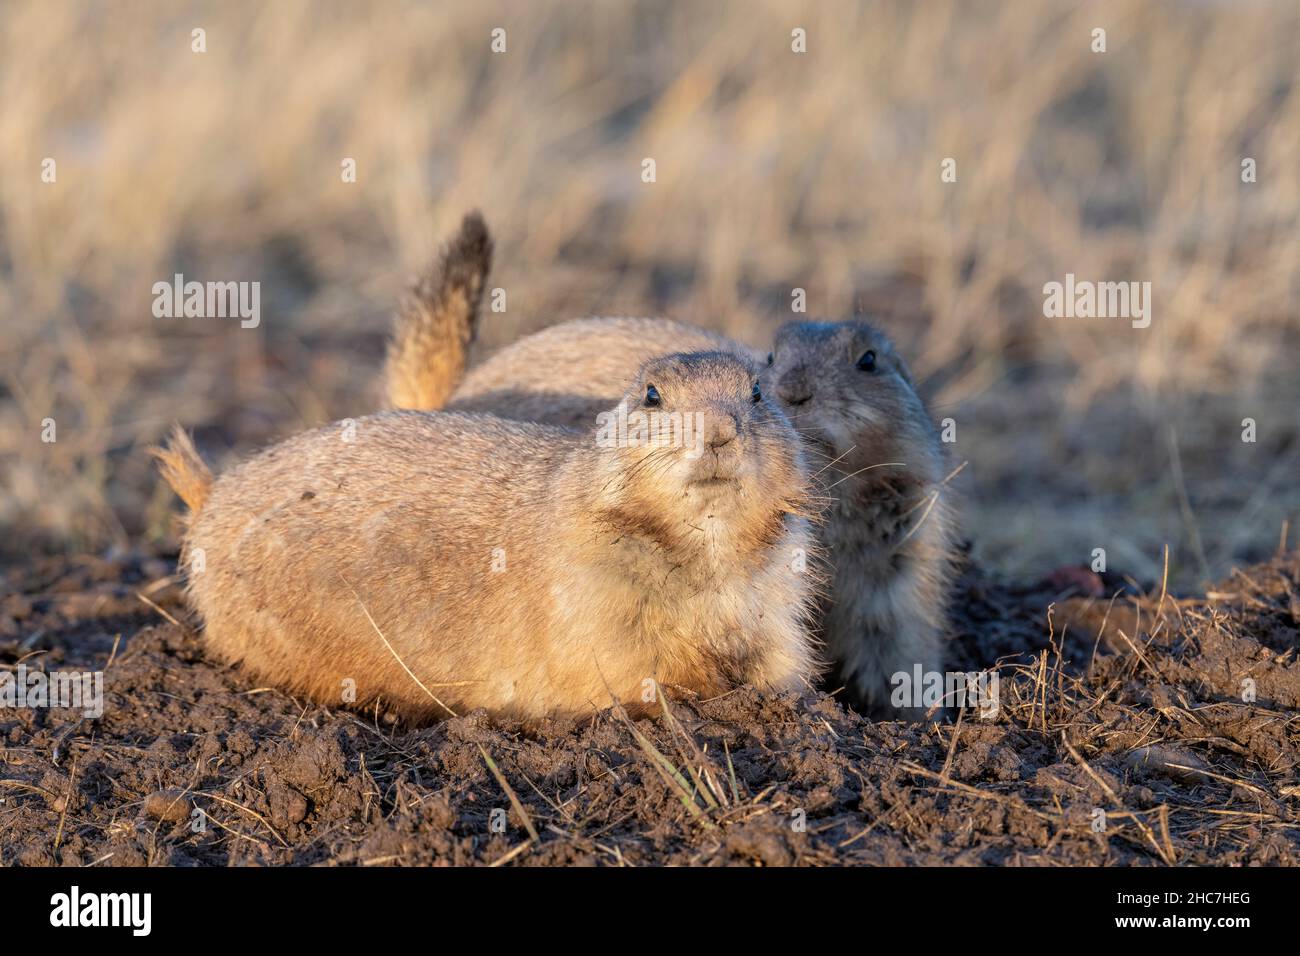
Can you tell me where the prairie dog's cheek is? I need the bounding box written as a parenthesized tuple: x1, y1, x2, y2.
(818, 419, 859, 457)
(846, 399, 889, 428)
(674, 455, 706, 486)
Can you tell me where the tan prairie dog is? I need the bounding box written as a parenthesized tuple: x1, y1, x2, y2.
(156, 351, 820, 722)
(385, 214, 956, 718)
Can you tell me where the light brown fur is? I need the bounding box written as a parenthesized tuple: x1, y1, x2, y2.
(149, 425, 212, 513)
(447, 318, 956, 718)
(450, 316, 747, 428)
(379, 217, 956, 717)
(159, 352, 821, 722)
(385, 211, 493, 411)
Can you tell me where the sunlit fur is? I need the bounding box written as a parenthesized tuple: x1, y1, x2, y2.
(452, 316, 746, 428)
(385, 212, 493, 411)
(399, 309, 957, 718)
(159, 352, 820, 722)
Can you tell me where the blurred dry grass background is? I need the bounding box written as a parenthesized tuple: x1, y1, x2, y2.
(1, 0, 1297, 587)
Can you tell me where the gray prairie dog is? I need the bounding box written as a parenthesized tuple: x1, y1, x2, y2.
(764, 322, 955, 719)
(156, 351, 820, 722)
(385, 216, 956, 718)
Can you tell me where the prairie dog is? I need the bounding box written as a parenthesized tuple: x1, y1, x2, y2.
(157, 352, 820, 721)
(384, 217, 955, 717)
(766, 321, 954, 719)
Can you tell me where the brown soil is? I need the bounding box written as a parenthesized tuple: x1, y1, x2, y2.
(2, 550, 1297, 866)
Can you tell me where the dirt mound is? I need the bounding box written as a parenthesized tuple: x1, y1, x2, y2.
(2, 552, 1297, 866)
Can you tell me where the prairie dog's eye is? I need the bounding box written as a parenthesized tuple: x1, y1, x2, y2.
(856, 350, 877, 371)
(751, 382, 762, 403)
(766, 352, 774, 366)
(644, 384, 662, 407)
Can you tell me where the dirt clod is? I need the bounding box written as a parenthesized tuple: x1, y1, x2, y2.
(142, 789, 192, 824)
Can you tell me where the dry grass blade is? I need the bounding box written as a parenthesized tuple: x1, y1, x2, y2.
(723, 739, 740, 805)
(52, 755, 78, 853)
(136, 591, 183, 629)
(658, 694, 729, 809)
(342, 577, 458, 718)
(900, 760, 1059, 823)
(1060, 734, 1175, 865)
(938, 706, 965, 787)
(202, 792, 291, 848)
(477, 744, 540, 843)
(612, 705, 715, 829)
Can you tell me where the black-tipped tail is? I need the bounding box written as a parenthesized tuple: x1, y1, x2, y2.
(385, 211, 494, 410)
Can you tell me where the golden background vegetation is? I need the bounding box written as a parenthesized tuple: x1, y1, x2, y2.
(2, 0, 1297, 586)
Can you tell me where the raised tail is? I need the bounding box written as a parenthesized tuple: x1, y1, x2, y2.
(150, 424, 213, 513)
(385, 210, 494, 410)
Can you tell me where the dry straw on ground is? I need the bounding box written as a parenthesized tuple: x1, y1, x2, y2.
(2, 549, 1296, 865)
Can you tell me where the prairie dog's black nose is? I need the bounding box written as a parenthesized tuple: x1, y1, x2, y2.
(777, 370, 812, 406)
